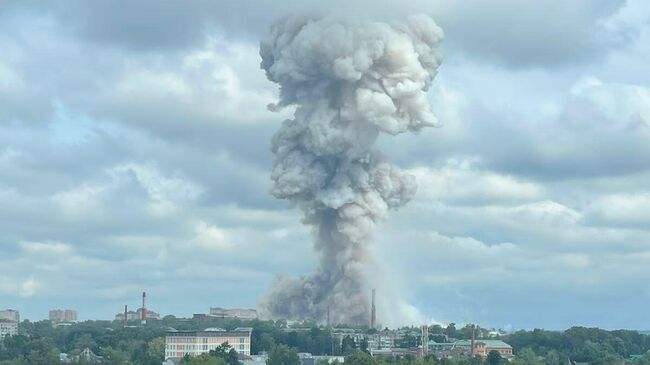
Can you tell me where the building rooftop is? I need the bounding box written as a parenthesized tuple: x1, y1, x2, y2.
(455, 340, 512, 349)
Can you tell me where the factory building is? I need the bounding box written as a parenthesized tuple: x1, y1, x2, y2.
(165, 327, 252, 360)
(114, 292, 160, 323)
(208, 308, 258, 320)
(49, 309, 77, 322)
(428, 339, 513, 359)
(115, 308, 160, 322)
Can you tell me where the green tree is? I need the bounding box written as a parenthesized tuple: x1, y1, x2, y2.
(101, 346, 130, 365)
(360, 338, 369, 353)
(517, 348, 542, 365)
(344, 350, 375, 365)
(487, 350, 503, 365)
(25, 337, 61, 365)
(181, 353, 226, 365)
(266, 344, 299, 365)
(544, 350, 561, 365)
(341, 336, 357, 355)
(147, 337, 165, 361)
(634, 351, 650, 365)
(445, 324, 457, 339)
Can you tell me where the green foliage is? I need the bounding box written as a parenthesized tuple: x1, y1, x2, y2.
(2, 318, 649, 365)
(633, 351, 650, 365)
(486, 350, 502, 365)
(342, 336, 357, 355)
(197, 343, 242, 365)
(517, 348, 542, 365)
(181, 353, 227, 365)
(445, 324, 457, 339)
(395, 334, 418, 348)
(543, 350, 560, 365)
(0, 336, 61, 365)
(344, 350, 375, 365)
(505, 326, 650, 364)
(147, 337, 165, 361)
(100, 346, 130, 365)
(266, 344, 299, 365)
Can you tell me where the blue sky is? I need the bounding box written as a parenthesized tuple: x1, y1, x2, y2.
(1, 0, 650, 330)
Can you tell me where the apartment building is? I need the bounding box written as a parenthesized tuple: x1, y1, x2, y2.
(165, 327, 252, 360)
(49, 309, 78, 322)
(0, 320, 18, 339)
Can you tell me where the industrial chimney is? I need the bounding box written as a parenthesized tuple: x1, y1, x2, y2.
(141, 292, 147, 325)
(124, 305, 128, 327)
(470, 324, 476, 356)
(370, 289, 376, 329)
(421, 325, 429, 358)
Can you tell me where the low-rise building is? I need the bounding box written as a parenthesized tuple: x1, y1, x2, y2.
(49, 309, 78, 322)
(115, 308, 160, 322)
(209, 308, 258, 320)
(460, 339, 513, 358)
(297, 353, 345, 365)
(0, 319, 18, 338)
(165, 327, 252, 360)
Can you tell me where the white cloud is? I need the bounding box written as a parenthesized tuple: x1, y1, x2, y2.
(190, 221, 234, 251)
(19, 278, 39, 298)
(410, 159, 544, 206)
(20, 241, 71, 255)
(586, 192, 650, 227)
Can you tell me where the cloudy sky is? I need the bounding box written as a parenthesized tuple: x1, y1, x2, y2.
(1, 0, 650, 330)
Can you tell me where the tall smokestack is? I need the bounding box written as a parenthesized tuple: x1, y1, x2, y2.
(471, 324, 476, 356)
(370, 289, 376, 329)
(141, 291, 147, 325)
(258, 15, 443, 324)
(124, 305, 128, 327)
(421, 325, 429, 358)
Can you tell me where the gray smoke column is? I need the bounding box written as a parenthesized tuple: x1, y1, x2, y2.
(259, 15, 443, 324)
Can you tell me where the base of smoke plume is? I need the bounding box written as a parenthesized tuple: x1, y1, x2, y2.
(259, 209, 370, 325)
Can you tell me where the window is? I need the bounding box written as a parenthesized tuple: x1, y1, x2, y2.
(240, 337, 245, 343)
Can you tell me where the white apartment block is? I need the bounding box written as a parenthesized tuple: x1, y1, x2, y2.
(0, 320, 18, 338)
(165, 327, 252, 360)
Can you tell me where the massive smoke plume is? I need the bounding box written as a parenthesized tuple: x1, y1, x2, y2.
(259, 15, 443, 324)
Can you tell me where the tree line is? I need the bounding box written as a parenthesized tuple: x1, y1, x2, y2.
(1, 316, 649, 365)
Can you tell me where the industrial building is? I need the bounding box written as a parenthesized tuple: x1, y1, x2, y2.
(164, 327, 252, 360)
(428, 339, 513, 359)
(208, 307, 258, 320)
(114, 292, 160, 324)
(115, 308, 160, 322)
(49, 309, 77, 322)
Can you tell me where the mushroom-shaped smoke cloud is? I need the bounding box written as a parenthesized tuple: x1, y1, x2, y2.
(259, 15, 443, 325)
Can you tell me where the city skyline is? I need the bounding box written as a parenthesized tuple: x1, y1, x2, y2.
(1, 0, 650, 331)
